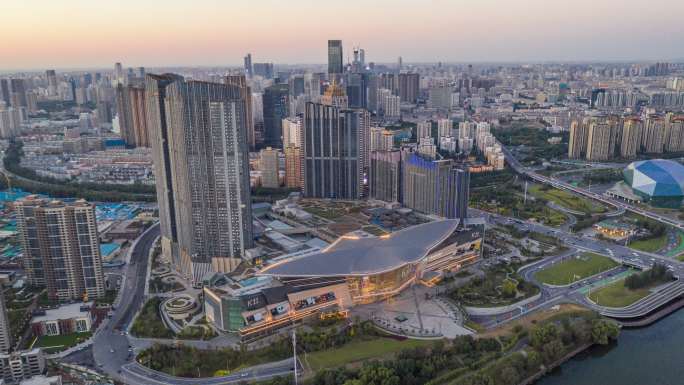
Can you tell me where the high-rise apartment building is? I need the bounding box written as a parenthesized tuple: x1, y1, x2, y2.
(327, 40, 344, 76)
(398, 73, 420, 103)
(370, 127, 394, 152)
(665, 114, 684, 153)
(417, 121, 432, 139)
(643, 115, 666, 153)
(260, 147, 280, 188)
(586, 119, 612, 161)
(438, 119, 453, 138)
(146, 74, 253, 282)
(15, 196, 105, 301)
(262, 84, 289, 147)
(303, 102, 367, 199)
(568, 119, 588, 159)
(621, 117, 642, 158)
(284, 145, 303, 189)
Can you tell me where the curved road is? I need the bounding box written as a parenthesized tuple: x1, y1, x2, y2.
(92, 223, 160, 382)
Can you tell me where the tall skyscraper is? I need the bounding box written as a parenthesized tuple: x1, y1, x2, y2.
(146, 74, 253, 282)
(345, 73, 367, 109)
(115, 83, 134, 144)
(0, 290, 10, 353)
(15, 196, 105, 301)
(244, 53, 252, 78)
(253, 63, 274, 79)
(398, 73, 420, 103)
(128, 86, 149, 147)
(303, 102, 367, 199)
(45, 70, 58, 96)
(225, 75, 255, 150)
(327, 40, 343, 76)
(114, 62, 124, 85)
(260, 147, 280, 188)
(9, 79, 26, 107)
(262, 84, 289, 148)
(0, 79, 10, 107)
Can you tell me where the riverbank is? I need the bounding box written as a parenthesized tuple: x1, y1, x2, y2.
(537, 307, 684, 385)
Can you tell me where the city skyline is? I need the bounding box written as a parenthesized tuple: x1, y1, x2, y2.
(2, 0, 684, 70)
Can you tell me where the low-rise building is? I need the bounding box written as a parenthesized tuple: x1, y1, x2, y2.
(30, 303, 93, 337)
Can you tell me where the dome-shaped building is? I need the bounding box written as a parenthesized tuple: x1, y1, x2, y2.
(624, 159, 684, 207)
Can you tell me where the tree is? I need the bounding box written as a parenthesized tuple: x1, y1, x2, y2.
(501, 280, 517, 298)
(591, 319, 620, 345)
(541, 339, 564, 364)
(530, 323, 558, 349)
(498, 365, 521, 385)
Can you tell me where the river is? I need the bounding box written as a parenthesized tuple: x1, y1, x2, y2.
(537, 309, 684, 385)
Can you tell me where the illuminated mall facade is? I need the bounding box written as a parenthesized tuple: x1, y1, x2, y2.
(203, 219, 483, 339)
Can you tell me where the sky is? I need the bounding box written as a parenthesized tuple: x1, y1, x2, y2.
(1, 0, 683, 70)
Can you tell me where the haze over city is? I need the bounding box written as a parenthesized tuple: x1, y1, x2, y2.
(3, 0, 684, 70)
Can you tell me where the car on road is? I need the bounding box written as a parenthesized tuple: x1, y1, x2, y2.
(110, 349, 115, 353)
(241, 372, 249, 378)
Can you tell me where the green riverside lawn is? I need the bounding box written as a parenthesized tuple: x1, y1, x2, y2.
(534, 252, 618, 286)
(588, 278, 653, 308)
(306, 337, 434, 372)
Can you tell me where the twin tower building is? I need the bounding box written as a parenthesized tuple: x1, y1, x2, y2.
(145, 73, 469, 284)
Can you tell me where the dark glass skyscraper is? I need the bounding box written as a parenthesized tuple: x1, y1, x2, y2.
(262, 83, 289, 147)
(303, 102, 368, 199)
(328, 40, 343, 75)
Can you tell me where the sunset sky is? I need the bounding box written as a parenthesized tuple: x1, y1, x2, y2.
(2, 0, 683, 70)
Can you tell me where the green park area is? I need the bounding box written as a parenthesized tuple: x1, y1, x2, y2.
(306, 337, 433, 372)
(588, 278, 652, 308)
(528, 184, 606, 215)
(589, 264, 673, 308)
(534, 253, 618, 286)
(34, 332, 92, 353)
